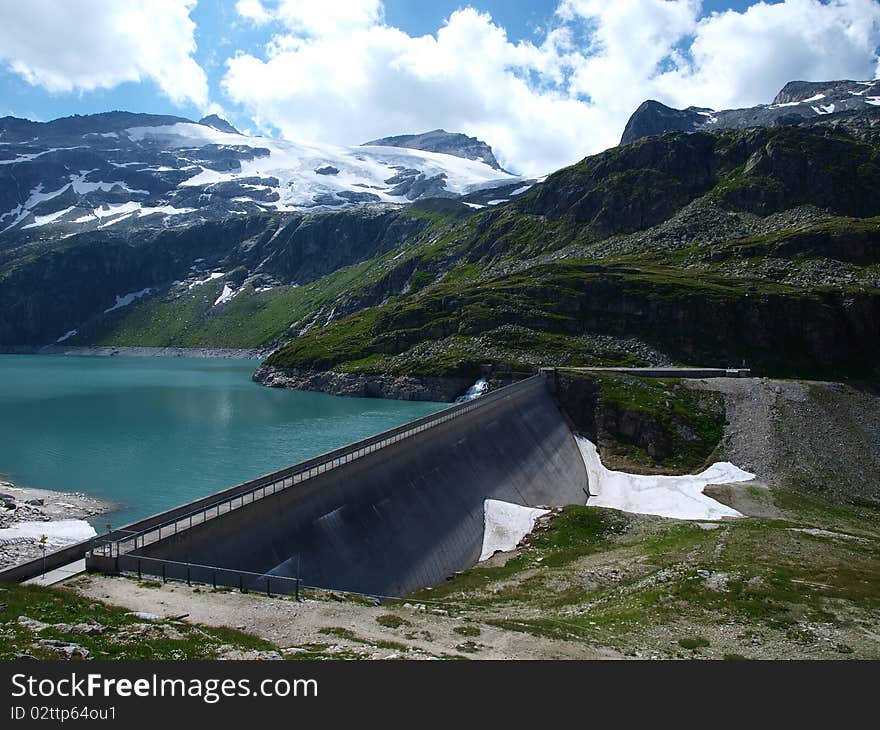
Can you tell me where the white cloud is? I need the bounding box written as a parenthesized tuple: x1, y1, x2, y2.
(0, 0, 209, 109)
(236, 0, 274, 25)
(224, 6, 596, 175)
(236, 0, 383, 36)
(222, 0, 880, 176)
(654, 0, 880, 110)
(557, 0, 880, 153)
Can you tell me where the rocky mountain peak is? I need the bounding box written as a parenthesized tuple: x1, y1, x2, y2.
(619, 101, 713, 145)
(771, 79, 873, 105)
(199, 114, 241, 135)
(620, 78, 880, 146)
(362, 129, 504, 171)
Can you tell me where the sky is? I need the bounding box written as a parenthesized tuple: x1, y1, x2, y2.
(0, 0, 878, 176)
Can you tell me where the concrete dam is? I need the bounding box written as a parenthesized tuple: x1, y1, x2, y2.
(86, 375, 588, 597)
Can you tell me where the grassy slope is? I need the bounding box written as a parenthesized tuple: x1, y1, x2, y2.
(259, 127, 880, 377)
(265, 254, 879, 379)
(404, 491, 880, 659)
(68, 127, 880, 366)
(564, 372, 727, 472)
(0, 582, 278, 660)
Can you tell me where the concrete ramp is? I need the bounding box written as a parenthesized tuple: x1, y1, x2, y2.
(96, 377, 587, 597)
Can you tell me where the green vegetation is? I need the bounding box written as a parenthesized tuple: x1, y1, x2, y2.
(375, 614, 410, 629)
(21, 125, 869, 387)
(679, 637, 710, 650)
(318, 626, 409, 652)
(264, 251, 878, 381)
(401, 483, 880, 658)
(454, 640, 483, 654)
(409, 507, 630, 602)
(0, 583, 276, 660)
(453, 625, 481, 637)
(563, 372, 727, 472)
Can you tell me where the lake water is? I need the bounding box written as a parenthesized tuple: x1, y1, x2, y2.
(0, 355, 444, 527)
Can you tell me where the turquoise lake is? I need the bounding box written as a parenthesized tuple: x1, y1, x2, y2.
(0, 355, 444, 527)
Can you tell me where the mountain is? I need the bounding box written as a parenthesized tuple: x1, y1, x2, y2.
(0, 113, 517, 238)
(621, 78, 880, 144)
(363, 129, 504, 171)
(2, 80, 879, 393)
(257, 122, 880, 392)
(198, 114, 241, 135)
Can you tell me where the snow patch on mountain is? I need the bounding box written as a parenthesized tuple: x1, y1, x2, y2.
(1, 115, 519, 238)
(105, 287, 153, 313)
(188, 272, 225, 289)
(213, 284, 237, 307)
(126, 122, 516, 210)
(22, 207, 76, 229)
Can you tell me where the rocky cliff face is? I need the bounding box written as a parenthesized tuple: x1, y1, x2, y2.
(554, 371, 726, 472)
(0, 206, 434, 346)
(3, 81, 878, 388)
(619, 101, 713, 146)
(253, 364, 472, 402)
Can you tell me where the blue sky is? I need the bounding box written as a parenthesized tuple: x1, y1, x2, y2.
(1, 1, 755, 123)
(0, 1, 878, 174)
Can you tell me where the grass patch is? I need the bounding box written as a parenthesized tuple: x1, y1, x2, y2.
(408, 506, 630, 602)
(453, 625, 481, 637)
(678, 636, 710, 650)
(0, 583, 276, 660)
(376, 614, 410, 629)
(454, 640, 483, 654)
(318, 626, 409, 652)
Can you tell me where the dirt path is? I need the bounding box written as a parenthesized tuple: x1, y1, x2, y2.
(65, 574, 621, 660)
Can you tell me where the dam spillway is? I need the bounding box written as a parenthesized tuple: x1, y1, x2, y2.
(87, 375, 588, 597)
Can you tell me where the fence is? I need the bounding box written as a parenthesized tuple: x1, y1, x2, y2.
(89, 375, 544, 562)
(110, 553, 306, 599)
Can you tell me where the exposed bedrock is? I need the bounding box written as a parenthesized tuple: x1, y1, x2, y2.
(253, 365, 474, 402)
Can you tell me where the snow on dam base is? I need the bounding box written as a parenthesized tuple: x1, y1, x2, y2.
(576, 436, 754, 520)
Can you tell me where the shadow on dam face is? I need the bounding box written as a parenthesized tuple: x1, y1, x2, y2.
(118, 378, 588, 597)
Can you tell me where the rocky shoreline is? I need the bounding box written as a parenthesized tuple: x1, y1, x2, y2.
(0, 345, 270, 359)
(253, 364, 474, 402)
(0, 480, 113, 570)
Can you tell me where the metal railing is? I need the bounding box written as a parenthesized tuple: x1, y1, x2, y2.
(89, 375, 543, 561)
(112, 553, 306, 600)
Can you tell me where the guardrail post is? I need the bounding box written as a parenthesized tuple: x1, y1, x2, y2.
(239, 574, 243, 593)
(187, 566, 191, 586)
(162, 564, 166, 584)
(137, 560, 141, 580)
(266, 578, 271, 598)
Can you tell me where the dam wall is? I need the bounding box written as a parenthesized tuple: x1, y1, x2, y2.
(95, 376, 588, 597)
